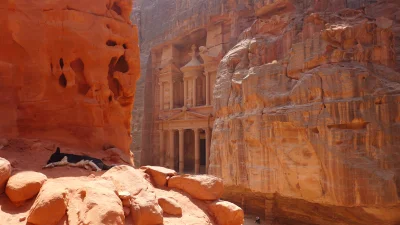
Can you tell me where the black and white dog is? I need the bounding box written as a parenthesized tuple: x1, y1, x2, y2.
(43, 147, 115, 171)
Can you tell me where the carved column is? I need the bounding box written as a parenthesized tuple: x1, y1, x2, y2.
(193, 78, 197, 107)
(205, 128, 211, 173)
(159, 130, 164, 166)
(184, 79, 187, 106)
(194, 128, 200, 174)
(168, 129, 175, 169)
(179, 129, 184, 174)
(159, 83, 164, 110)
(170, 81, 174, 109)
(205, 72, 210, 106)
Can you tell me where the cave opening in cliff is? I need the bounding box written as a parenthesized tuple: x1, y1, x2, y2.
(108, 57, 121, 99)
(59, 58, 64, 69)
(111, 2, 122, 15)
(70, 58, 90, 95)
(115, 55, 129, 73)
(59, 74, 67, 88)
(106, 40, 117, 46)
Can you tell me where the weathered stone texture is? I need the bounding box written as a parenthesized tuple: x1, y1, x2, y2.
(210, 0, 400, 224)
(133, 0, 400, 224)
(0, 0, 140, 156)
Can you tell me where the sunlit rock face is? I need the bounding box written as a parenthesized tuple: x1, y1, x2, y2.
(0, 0, 140, 155)
(133, 0, 400, 224)
(210, 0, 400, 224)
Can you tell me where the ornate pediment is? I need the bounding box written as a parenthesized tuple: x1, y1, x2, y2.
(166, 110, 209, 121)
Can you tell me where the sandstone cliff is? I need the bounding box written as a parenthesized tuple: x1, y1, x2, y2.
(210, 0, 400, 224)
(133, 0, 400, 224)
(0, 0, 140, 156)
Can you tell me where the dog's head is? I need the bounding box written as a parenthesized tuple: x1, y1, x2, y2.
(47, 147, 63, 164)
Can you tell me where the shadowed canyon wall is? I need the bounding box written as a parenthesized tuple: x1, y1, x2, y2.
(133, 0, 400, 224)
(0, 0, 140, 156)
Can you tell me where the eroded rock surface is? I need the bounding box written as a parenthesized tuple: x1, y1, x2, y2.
(133, 0, 400, 224)
(6, 171, 47, 204)
(0, 139, 243, 225)
(0, 0, 140, 156)
(168, 175, 224, 201)
(0, 157, 11, 194)
(209, 0, 400, 224)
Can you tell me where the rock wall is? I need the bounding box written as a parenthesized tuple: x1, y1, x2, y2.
(0, 0, 140, 156)
(133, 0, 400, 224)
(210, 0, 400, 224)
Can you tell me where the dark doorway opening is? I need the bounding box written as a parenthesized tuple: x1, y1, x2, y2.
(200, 138, 206, 174)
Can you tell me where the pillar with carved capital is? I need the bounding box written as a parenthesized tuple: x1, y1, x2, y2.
(159, 83, 164, 110)
(168, 130, 175, 169)
(205, 128, 211, 173)
(194, 128, 200, 174)
(205, 72, 210, 106)
(179, 129, 184, 173)
(159, 130, 165, 166)
(184, 79, 187, 106)
(170, 81, 174, 109)
(193, 78, 197, 107)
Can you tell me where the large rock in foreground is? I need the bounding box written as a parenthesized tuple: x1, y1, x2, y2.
(102, 166, 163, 225)
(141, 166, 177, 187)
(209, 200, 244, 225)
(0, 157, 11, 194)
(28, 177, 125, 225)
(27, 180, 67, 225)
(168, 175, 224, 201)
(158, 197, 182, 216)
(6, 171, 47, 204)
(0, 139, 243, 225)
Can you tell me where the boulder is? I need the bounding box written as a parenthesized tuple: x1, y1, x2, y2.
(5, 171, 47, 204)
(66, 178, 125, 225)
(28, 177, 125, 225)
(158, 197, 182, 216)
(102, 165, 150, 196)
(102, 166, 162, 225)
(168, 175, 224, 201)
(27, 181, 67, 225)
(131, 191, 163, 225)
(141, 166, 177, 187)
(0, 157, 11, 194)
(208, 200, 244, 225)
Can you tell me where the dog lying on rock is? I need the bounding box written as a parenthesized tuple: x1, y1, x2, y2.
(43, 147, 115, 171)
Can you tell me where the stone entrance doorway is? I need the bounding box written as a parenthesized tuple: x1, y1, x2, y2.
(159, 125, 211, 174)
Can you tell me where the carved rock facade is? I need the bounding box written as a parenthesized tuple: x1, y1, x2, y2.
(134, 0, 400, 224)
(0, 0, 140, 156)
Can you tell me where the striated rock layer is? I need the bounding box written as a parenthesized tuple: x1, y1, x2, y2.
(133, 0, 400, 224)
(0, 0, 140, 156)
(209, 0, 400, 224)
